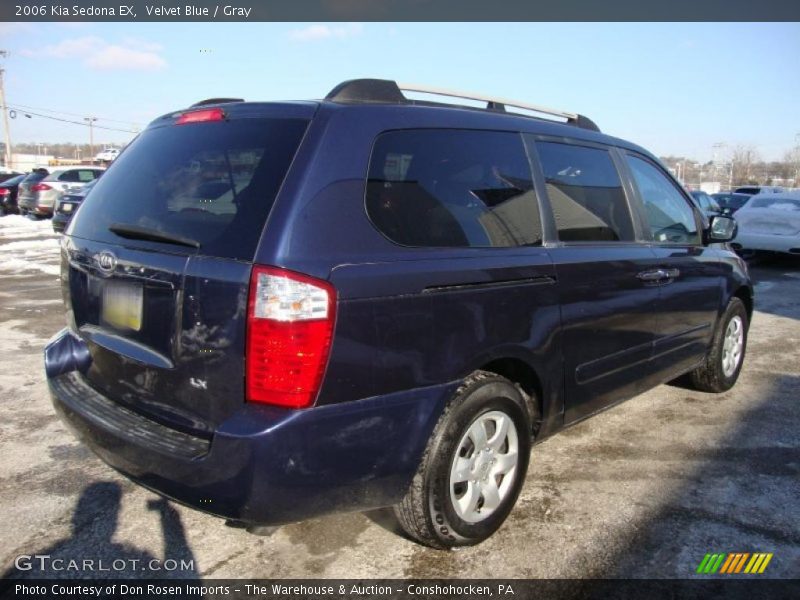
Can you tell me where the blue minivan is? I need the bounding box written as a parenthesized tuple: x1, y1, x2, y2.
(46, 79, 752, 548)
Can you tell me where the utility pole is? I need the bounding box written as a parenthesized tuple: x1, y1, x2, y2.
(84, 116, 97, 162)
(0, 50, 12, 170)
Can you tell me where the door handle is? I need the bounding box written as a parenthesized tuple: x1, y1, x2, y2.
(637, 269, 667, 282)
(637, 268, 681, 284)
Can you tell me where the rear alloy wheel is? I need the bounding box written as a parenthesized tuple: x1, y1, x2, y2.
(394, 371, 532, 549)
(449, 411, 519, 524)
(690, 297, 748, 393)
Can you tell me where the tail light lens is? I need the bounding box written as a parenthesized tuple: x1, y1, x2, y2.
(0, 189, 8, 196)
(31, 183, 52, 192)
(246, 265, 336, 409)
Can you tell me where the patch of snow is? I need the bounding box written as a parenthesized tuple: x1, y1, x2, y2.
(0, 217, 61, 277)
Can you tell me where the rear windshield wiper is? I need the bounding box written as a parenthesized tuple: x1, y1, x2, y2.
(109, 223, 200, 249)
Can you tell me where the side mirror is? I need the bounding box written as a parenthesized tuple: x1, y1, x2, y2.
(707, 215, 737, 243)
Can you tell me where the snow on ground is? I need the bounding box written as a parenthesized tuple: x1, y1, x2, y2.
(0, 215, 61, 277)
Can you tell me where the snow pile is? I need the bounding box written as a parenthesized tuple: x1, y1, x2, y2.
(0, 216, 61, 277)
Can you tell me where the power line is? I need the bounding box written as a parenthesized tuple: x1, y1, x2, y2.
(5, 105, 138, 134)
(8, 101, 144, 127)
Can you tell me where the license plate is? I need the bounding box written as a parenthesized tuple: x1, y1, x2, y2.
(102, 282, 143, 331)
(61, 203, 73, 213)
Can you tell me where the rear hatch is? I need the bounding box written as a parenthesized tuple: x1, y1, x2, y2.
(62, 103, 313, 435)
(17, 170, 48, 207)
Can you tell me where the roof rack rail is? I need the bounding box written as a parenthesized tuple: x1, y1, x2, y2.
(190, 97, 244, 108)
(325, 79, 599, 132)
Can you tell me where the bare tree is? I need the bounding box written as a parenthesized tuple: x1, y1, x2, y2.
(731, 145, 761, 186)
(784, 147, 800, 186)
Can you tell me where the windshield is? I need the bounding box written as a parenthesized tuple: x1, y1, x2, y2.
(69, 117, 308, 260)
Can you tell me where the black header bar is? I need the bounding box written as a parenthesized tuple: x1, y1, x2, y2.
(4, 0, 800, 22)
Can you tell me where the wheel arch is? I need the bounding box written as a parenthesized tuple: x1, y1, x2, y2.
(477, 357, 543, 435)
(733, 285, 754, 322)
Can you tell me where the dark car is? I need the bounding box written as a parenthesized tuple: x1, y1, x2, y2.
(46, 79, 752, 549)
(0, 171, 23, 184)
(690, 190, 722, 217)
(0, 174, 26, 214)
(712, 192, 753, 215)
(52, 179, 97, 233)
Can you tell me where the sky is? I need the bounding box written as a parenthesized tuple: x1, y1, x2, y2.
(1, 22, 799, 162)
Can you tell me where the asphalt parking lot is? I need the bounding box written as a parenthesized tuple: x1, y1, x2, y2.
(0, 214, 798, 580)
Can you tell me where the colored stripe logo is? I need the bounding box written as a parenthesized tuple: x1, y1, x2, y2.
(696, 552, 773, 574)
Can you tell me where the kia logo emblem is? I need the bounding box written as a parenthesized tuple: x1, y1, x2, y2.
(96, 251, 117, 273)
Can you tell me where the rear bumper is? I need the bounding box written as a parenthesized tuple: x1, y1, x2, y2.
(46, 328, 452, 525)
(19, 196, 54, 216)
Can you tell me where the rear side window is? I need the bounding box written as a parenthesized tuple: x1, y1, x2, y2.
(366, 129, 542, 248)
(57, 171, 80, 182)
(535, 142, 634, 242)
(70, 118, 308, 260)
(625, 155, 700, 244)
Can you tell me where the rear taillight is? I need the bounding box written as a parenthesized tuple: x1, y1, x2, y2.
(0, 189, 8, 196)
(246, 265, 336, 409)
(175, 107, 225, 125)
(31, 183, 52, 192)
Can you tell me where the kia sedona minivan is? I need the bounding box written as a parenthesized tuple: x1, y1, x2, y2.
(46, 79, 752, 549)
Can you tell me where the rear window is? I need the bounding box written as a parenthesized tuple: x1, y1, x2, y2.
(366, 129, 542, 248)
(2, 175, 25, 186)
(727, 195, 751, 209)
(22, 171, 48, 185)
(70, 117, 308, 260)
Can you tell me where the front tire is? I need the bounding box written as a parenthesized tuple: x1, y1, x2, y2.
(394, 371, 532, 549)
(689, 297, 748, 393)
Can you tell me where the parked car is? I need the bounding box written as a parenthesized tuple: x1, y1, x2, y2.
(52, 179, 98, 233)
(94, 148, 120, 162)
(46, 79, 752, 549)
(731, 192, 800, 256)
(712, 192, 754, 215)
(0, 170, 23, 184)
(690, 190, 723, 217)
(733, 185, 785, 195)
(0, 174, 26, 214)
(18, 166, 104, 217)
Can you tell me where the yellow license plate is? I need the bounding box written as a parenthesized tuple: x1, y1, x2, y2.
(102, 282, 143, 331)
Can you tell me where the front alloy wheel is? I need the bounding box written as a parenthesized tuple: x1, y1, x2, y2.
(721, 315, 744, 378)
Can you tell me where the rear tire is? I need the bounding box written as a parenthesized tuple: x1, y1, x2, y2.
(394, 371, 532, 549)
(689, 297, 748, 393)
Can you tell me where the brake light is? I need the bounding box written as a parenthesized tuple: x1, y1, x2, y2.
(175, 107, 225, 125)
(246, 266, 336, 409)
(31, 183, 52, 192)
(0, 189, 8, 196)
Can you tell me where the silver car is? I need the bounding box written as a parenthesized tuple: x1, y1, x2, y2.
(732, 193, 800, 255)
(18, 166, 104, 217)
